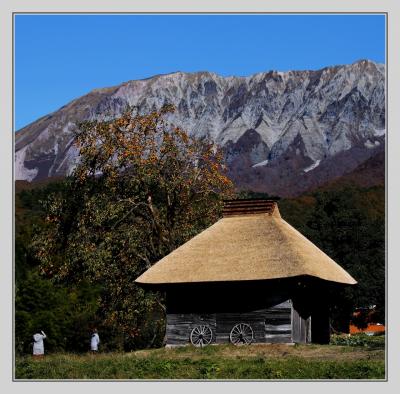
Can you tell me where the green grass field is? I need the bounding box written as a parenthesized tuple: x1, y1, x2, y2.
(15, 335, 385, 380)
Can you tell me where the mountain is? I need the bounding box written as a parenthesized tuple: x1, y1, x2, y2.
(15, 59, 385, 197)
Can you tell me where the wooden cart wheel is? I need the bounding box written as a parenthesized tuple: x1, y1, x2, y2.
(230, 323, 254, 345)
(190, 325, 213, 347)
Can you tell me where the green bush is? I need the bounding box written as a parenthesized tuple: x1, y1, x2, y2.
(330, 333, 385, 348)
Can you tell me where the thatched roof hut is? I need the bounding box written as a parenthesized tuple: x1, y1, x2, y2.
(136, 200, 356, 346)
(136, 200, 356, 285)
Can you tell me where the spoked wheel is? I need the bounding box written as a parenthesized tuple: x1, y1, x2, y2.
(190, 325, 213, 347)
(230, 323, 254, 345)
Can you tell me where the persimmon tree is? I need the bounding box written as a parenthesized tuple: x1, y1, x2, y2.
(32, 105, 233, 349)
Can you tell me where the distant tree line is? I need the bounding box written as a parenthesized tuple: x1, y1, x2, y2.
(240, 186, 385, 331)
(280, 186, 385, 331)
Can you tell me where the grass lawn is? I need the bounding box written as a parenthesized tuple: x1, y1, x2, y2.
(15, 336, 385, 380)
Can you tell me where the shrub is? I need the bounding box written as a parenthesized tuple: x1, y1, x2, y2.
(330, 333, 385, 348)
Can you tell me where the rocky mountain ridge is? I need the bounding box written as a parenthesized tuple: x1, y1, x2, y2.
(15, 59, 385, 196)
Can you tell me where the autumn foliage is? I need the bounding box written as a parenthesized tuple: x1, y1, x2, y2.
(32, 105, 233, 349)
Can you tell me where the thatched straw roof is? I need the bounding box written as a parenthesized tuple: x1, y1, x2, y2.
(135, 201, 357, 286)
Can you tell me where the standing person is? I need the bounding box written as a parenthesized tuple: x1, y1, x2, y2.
(90, 328, 100, 353)
(32, 330, 46, 357)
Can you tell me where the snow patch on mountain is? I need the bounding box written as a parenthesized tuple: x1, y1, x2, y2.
(364, 140, 380, 149)
(373, 128, 385, 137)
(303, 160, 321, 173)
(252, 159, 269, 168)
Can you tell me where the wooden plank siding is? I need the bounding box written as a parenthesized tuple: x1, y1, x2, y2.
(291, 306, 311, 344)
(264, 301, 292, 343)
(166, 313, 217, 345)
(215, 310, 268, 344)
(166, 300, 293, 345)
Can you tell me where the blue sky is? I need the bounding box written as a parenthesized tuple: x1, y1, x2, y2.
(14, 14, 386, 130)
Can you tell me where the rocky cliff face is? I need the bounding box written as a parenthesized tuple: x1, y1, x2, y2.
(15, 59, 385, 196)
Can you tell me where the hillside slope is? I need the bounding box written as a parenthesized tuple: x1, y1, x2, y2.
(15, 59, 385, 197)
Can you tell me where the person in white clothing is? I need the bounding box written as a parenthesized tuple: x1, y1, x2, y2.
(90, 329, 100, 353)
(32, 330, 46, 357)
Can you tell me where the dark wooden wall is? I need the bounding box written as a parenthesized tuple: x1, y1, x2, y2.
(166, 313, 217, 345)
(165, 280, 291, 345)
(166, 302, 292, 345)
(264, 301, 292, 343)
(290, 278, 333, 344)
(291, 305, 311, 343)
(163, 277, 334, 346)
